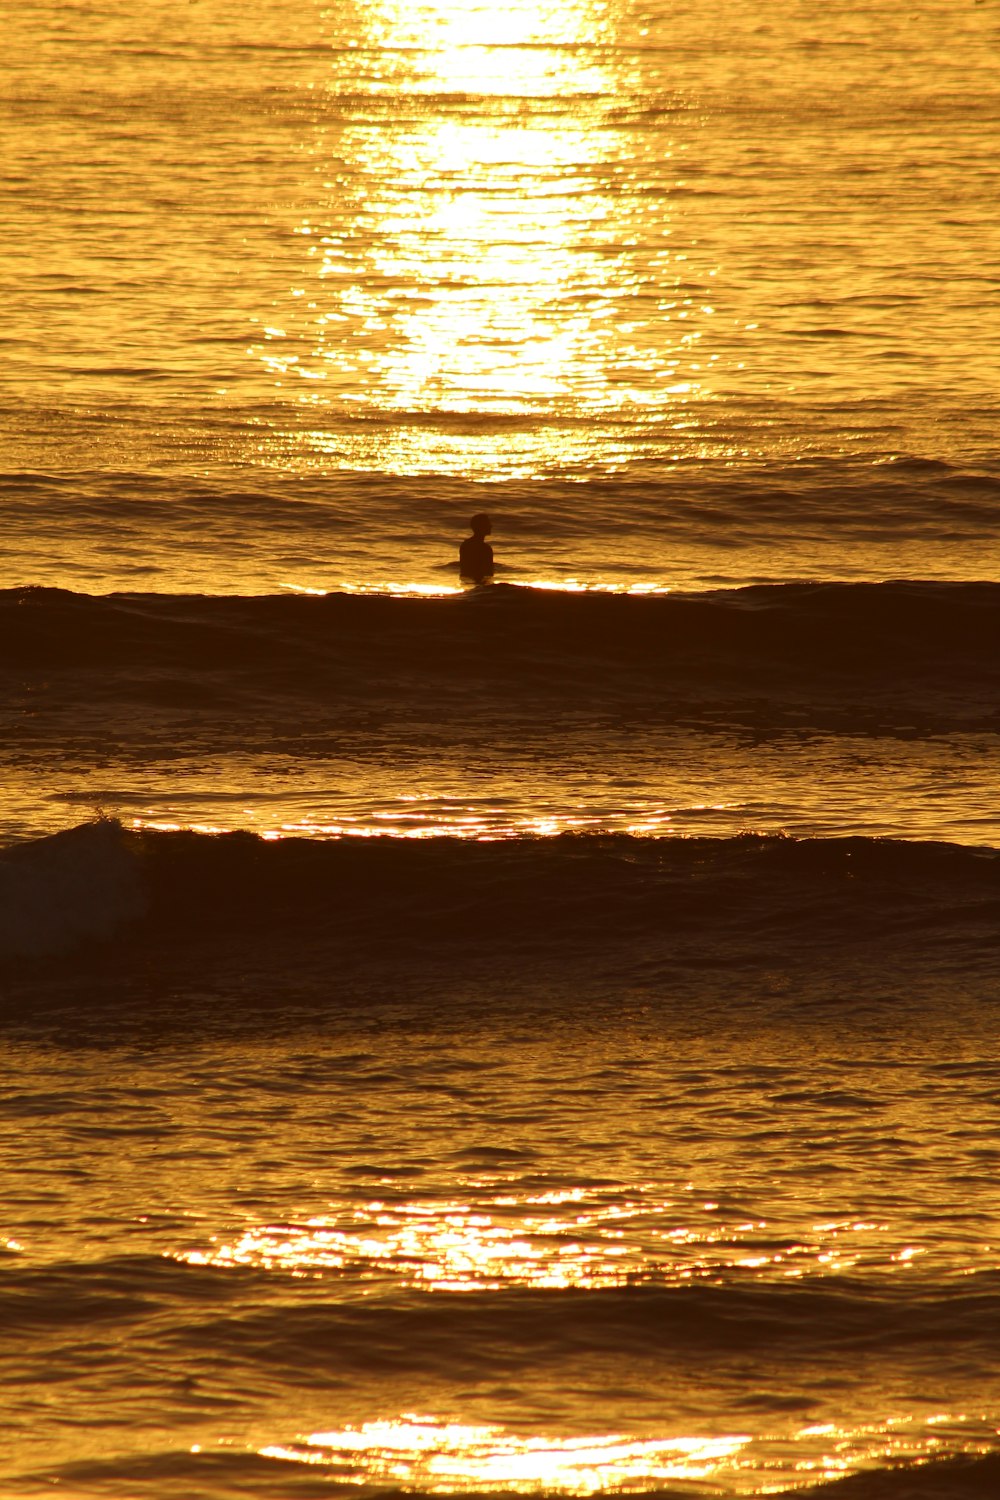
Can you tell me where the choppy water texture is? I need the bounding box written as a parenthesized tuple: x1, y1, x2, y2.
(4, 821, 1000, 1497)
(3, 0, 1000, 1495)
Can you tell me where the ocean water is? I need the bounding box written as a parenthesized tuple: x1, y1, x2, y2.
(3, 0, 1000, 1495)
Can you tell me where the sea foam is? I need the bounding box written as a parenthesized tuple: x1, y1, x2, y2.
(0, 820, 145, 958)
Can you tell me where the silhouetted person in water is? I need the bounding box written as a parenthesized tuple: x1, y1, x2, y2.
(459, 513, 494, 585)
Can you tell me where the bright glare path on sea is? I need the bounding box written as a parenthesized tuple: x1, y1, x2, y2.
(249, 0, 723, 480)
(177, 1182, 935, 1290)
(260, 1418, 750, 1491)
(176, 1161, 1000, 1493)
(256, 1413, 992, 1495)
(5, 1001, 1000, 1491)
(4, 0, 1000, 1490)
(169, 1133, 1000, 1495)
(4, 0, 997, 488)
(253, 0, 997, 479)
(7, 727, 999, 848)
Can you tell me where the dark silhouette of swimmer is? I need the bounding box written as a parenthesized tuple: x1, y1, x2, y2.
(459, 513, 494, 585)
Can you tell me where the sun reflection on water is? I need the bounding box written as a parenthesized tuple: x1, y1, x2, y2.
(275, 579, 672, 597)
(129, 800, 699, 842)
(260, 1418, 748, 1491)
(176, 1184, 930, 1292)
(249, 0, 720, 475)
(250, 1411, 999, 1495)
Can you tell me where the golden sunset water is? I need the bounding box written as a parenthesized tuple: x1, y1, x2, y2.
(2, 1, 1000, 1496)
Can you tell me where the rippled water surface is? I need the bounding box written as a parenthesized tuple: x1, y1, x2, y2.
(5, 0, 999, 490)
(5, 1000, 1000, 1496)
(4, 1, 1000, 1495)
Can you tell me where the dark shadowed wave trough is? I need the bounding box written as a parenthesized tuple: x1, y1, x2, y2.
(3, 579, 1000, 737)
(2, 819, 999, 995)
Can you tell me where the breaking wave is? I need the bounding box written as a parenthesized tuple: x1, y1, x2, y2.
(3, 820, 999, 969)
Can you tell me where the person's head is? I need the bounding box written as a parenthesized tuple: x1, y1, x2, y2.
(469, 512, 492, 538)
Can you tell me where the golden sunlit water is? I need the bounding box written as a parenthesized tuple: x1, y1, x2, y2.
(5, 725, 996, 848)
(4, 0, 1000, 1496)
(5, 965, 1000, 1493)
(7, 0, 998, 495)
(256, 1412, 999, 1495)
(260, 1418, 750, 1492)
(256, 0, 717, 467)
(4, 0, 996, 597)
(178, 1186, 937, 1291)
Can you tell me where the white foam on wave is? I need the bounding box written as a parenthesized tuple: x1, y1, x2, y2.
(0, 820, 145, 958)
